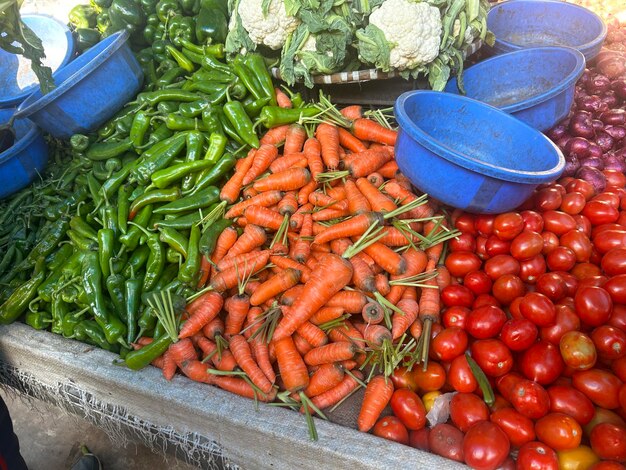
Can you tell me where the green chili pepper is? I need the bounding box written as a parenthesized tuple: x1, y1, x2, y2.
(76, 320, 117, 351)
(98, 229, 115, 279)
(122, 245, 151, 278)
(86, 138, 133, 161)
(68, 229, 97, 251)
(243, 96, 271, 118)
(157, 101, 180, 114)
(45, 244, 74, 271)
(191, 68, 233, 83)
(188, 153, 235, 195)
(165, 114, 209, 132)
(177, 224, 200, 284)
(179, 47, 204, 66)
(232, 57, 264, 101)
(118, 184, 131, 235)
(199, 218, 232, 256)
(0, 245, 15, 277)
(465, 352, 495, 406)
(15, 218, 69, 272)
(129, 187, 181, 219)
(111, 252, 129, 275)
(166, 248, 182, 264)
(115, 113, 135, 135)
(70, 216, 98, 242)
(130, 112, 151, 148)
(43, 187, 87, 221)
(217, 108, 246, 146)
(102, 204, 120, 238)
(145, 123, 174, 148)
(130, 133, 187, 185)
(201, 54, 232, 75)
(156, 67, 186, 89)
(203, 132, 228, 165)
(158, 227, 189, 259)
(70, 134, 90, 152)
(62, 250, 87, 278)
(181, 131, 205, 191)
(153, 211, 203, 230)
(201, 106, 224, 135)
(256, 106, 319, 129)
(128, 223, 165, 293)
(125, 271, 142, 344)
(151, 159, 214, 189)
(243, 53, 278, 106)
(178, 99, 209, 118)
(125, 333, 172, 370)
(166, 44, 195, 72)
(137, 89, 201, 106)
(155, 186, 219, 214)
(120, 204, 153, 252)
(0, 258, 46, 324)
(106, 267, 127, 323)
(51, 297, 70, 335)
(101, 159, 136, 201)
(25, 310, 52, 330)
(62, 308, 87, 338)
(38, 268, 65, 303)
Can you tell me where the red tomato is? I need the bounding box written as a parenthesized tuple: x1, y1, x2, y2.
(566, 179, 596, 200)
(560, 331, 598, 371)
(522, 210, 545, 233)
(519, 255, 547, 284)
(535, 413, 583, 451)
(546, 246, 577, 271)
(431, 327, 468, 362)
(543, 210, 577, 236)
(593, 192, 621, 209)
(601, 248, 626, 276)
(603, 274, 626, 304)
(620, 383, 626, 411)
(408, 428, 430, 451)
(442, 306, 470, 329)
(535, 272, 567, 302)
(561, 230, 593, 262)
(476, 214, 495, 237)
(441, 284, 475, 309)
(448, 355, 478, 393)
(445, 251, 482, 278)
(449, 232, 477, 253)
(495, 372, 525, 402)
(509, 296, 524, 320)
(591, 325, 626, 360)
(500, 318, 538, 352)
(610, 304, 626, 331)
(535, 187, 563, 211)
(484, 255, 520, 280)
(449, 393, 489, 432)
(491, 274, 525, 305)
(511, 230, 545, 261)
(541, 304, 581, 345)
(510, 379, 551, 419)
(520, 292, 557, 327)
(573, 369, 623, 409)
(590, 423, 626, 461)
(494, 212, 524, 240)
(548, 384, 596, 425)
(603, 169, 626, 189)
(462, 421, 510, 470)
(613, 357, 626, 382)
(542, 231, 561, 255)
(390, 366, 417, 392)
(517, 441, 559, 470)
(558, 273, 580, 297)
(577, 275, 609, 289)
(463, 270, 493, 295)
(490, 407, 535, 447)
(520, 340, 565, 385)
(428, 423, 465, 462)
(583, 199, 620, 225)
(486, 235, 512, 257)
(593, 230, 626, 254)
(470, 339, 513, 377)
(574, 213, 593, 237)
(574, 286, 613, 327)
(465, 305, 507, 339)
(584, 408, 626, 438)
(412, 362, 446, 393)
(372, 416, 409, 445)
(473, 294, 501, 309)
(390, 388, 426, 431)
(560, 191, 587, 215)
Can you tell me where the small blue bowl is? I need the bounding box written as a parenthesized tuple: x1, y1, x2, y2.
(394, 91, 565, 214)
(445, 47, 585, 131)
(14, 31, 143, 139)
(0, 109, 48, 200)
(0, 14, 75, 109)
(487, 0, 606, 62)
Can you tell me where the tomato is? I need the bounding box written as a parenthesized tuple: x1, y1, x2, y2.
(535, 273, 566, 302)
(473, 293, 501, 309)
(412, 362, 446, 393)
(476, 214, 495, 237)
(543, 210, 578, 235)
(447, 355, 478, 393)
(510, 230, 544, 261)
(454, 213, 477, 234)
(535, 187, 563, 211)
(592, 223, 626, 239)
(519, 292, 557, 327)
(614, 357, 626, 382)
(490, 407, 535, 447)
(619, 383, 626, 412)
(541, 305, 580, 345)
(408, 428, 430, 451)
(561, 191, 587, 215)
(372, 416, 409, 445)
(448, 393, 488, 433)
(583, 199, 620, 225)
(463, 270, 493, 296)
(602, 249, 626, 277)
(593, 230, 626, 254)
(440, 284, 474, 309)
(484, 255, 520, 280)
(493, 212, 524, 240)
(486, 235, 512, 257)
(603, 274, 626, 304)
(519, 255, 548, 284)
(509, 296, 523, 320)
(428, 423, 465, 462)
(589, 462, 626, 470)
(390, 388, 426, 431)
(442, 306, 470, 329)
(560, 331, 598, 371)
(574, 214, 593, 237)
(465, 305, 507, 339)
(604, 169, 626, 189)
(449, 232, 477, 253)
(584, 408, 626, 438)
(517, 441, 559, 470)
(510, 379, 551, 419)
(593, 192, 621, 209)
(390, 366, 417, 392)
(535, 413, 582, 451)
(522, 210, 545, 233)
(548, 385, 595, 425)
(445, 251, 482, 278)
(566, 179, 595, 200)
(462, 421, 510, 470)
(577, 275, 609, 289)
(431, 327, 468, 362)
(561, 230, 593, 262)
(557, 445, 600, 470)
(574, 286, 613, 327)
(591, 325, 626, 360)
(590, 423, 626, 461)
(573, 369, 623, 409)
(470, 339, 514, 377)
(495, 372, 525, 402)
(500, 319, 538, 352)
(547, 246, 577, 272)
(476, 235, 489, 260)
(542, 231, 561, 255)
(489, 275, 523, 305)
(610, 305, 626, 331)
(520, 340, 565, 385)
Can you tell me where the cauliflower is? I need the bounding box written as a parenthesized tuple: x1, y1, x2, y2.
(363, 0, 442, 71)
(237, 0, 301, 50)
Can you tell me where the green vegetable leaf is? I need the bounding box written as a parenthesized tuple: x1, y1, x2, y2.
(355, 24, 391, 72)
(279, 23, 311, 85)
(427, 58, 451, 91)
(224, 0, 256, 54)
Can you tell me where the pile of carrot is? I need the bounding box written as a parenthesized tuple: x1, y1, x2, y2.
(132, 98, 457, 437)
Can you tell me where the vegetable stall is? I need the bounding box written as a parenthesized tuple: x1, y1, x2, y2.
(1, 0, 626, 469)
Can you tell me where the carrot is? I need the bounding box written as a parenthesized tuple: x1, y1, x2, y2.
(312, 205, 350, 222)
(180, 292, 224, 338)
(326, 185, 346, 200)
(243, 144, 279, 185)
(229, 335, 274, 394)
(362, 301, 384, 324)
(250, 268, 301, 306)
(303, 363, 345, 398)
(304, 341, 355, 367)
(375, 273, 390, 295)
(341, 360, 358, 371)
(216, 248, 266, 273)
(293, 332, 313, 356)
(253, 167, 311, 192)
(209, 251, 270, 292)
(243, 205, 284, 231)
(338, 127, 367, 153)
(362, 242, 407, 276)
(356, 322, 392, 346)
(273, 336, 310, 392)
(378, 226, 417, 246)
(178, 360, 212, 384)
(269, 154, 308, 174)
(303, 137, 324, 179)
(224, 224, 267, 259)
(419, 274, 441, 325)
(309, 191, 338, 207)
(160, 350, 176, 380)
(250, 337, 276, 383)
(169, 338, 198, 367)
(280, 284, 305, 306)
(210, 374, 276, 402)
(326, 291, 368, 314)
(367, 172, 384, 187)
(308, 370, 363, 414)
(347, 147, 394, 178)
(386, 248, 428, 304)
(409, 319, 423, 341)
(292, 213, 312, 263)
(352, 118, 397, 146)
(316, 123, 340, 170)
(211, 226, 238, 266)
(220, 151, 255, 204)
(378, 160, 399, 179)
(197, 254, 212, 289)
(269, 255, 311, 282)
(391, 298, 419, 340)
(402, 286, 418, 301)
(357, 375, 394, 432)
(225, 190, 283, 219)
(197, 338, 235, 371)
(355, 178, 397, 213)
(260, 124, 289, 145)
(224, 294, 251, 337)
(436, 264, 452, 290)
(309, 306, 345, 326)
(278, 191, 298, 216)
(296, 320, 328, 348)
(340, 105, 363, 121)
(383, 181, 434, 220)
(284, 123, 307, 154)
(344, 179, 371, 215)
(328, 321, 366, 349)
(202, 316, 225, 340)
(273, 254, 353, 341)
(350, 253, 376, 292)
(314, 211, 383, 245)
(275, 88, 293, 108)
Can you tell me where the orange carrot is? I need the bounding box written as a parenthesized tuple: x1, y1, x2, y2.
(409, 319, 423, 341)
(260, 124, 289, 145)
(356, 322, 392, 346)
(304, 342, 355, 366)
(418, 274, 441, 324)
(210, 374, 276, 402)
(326, 291, 368, 314)
(243, 143, 280, 185)
(378, 160, 399, 179)
(250, 268, 301, 306)
(209, 251, 270, 292)
(229, 335, 274, 394)
(197, 254, 212, 289)
(362, 301, 384, 325)
(278, 190, 298, 215)
(250, 337, 276, 383)
(224, 224, 267, 258)
(211, 226, 238, 266)
(350, 253, 376, 292)
(367, 172, 384, 187)
(347, 147, 394, 178)
(169, 338, 198, 367)
(309, 191, 339, 207)
(297, 180, 318, 206)
(309, 370, 363, 414)
(303, 363, 345, 398)
(253, 167, 311, 192)
(243, 205, 284, 231)
(220, 151, 255, 204)
(217, 249, 268, 273)
(280, 284, 305, 306)
(296, 320, 328, 348)
(340, 105, 363, 121)
(391, 298, 419, 340)
(309, 306, 345, 326)
(269, 255, 311, 282)
(338, 127, 367, 153)
(378, 226, 417, 246)
(386, 248, 428, 304)
(161, 350, 177, 380)
(225, 190, 283, 219)
(179, 360, 213, 383)
(402, 286, 418, 301)
(273, 254, 353, 341)
(293, 332, 313, 356)
(275, 88, 292, 108)
(284, 123, 307, 154)
(197, 338, 237, 371)
(316, 123, 340, 170)
(312, 205, 350, 222)
(344, 179, 371, 215)
(224, 294, 251, 337)
(352, 118, 397, 146)
(328, 321, 366, 349)
(357, 375, 395, 432)
(180, 292, 224, 338)
(269, 154, 308, 174)
(273, 336, 310, 392)
(202, 316, 225, 340)
(384, 181, 434, 220)
(292, 213, 312, 263)
(341, 359, 358, 370)
(355, 177, 397, 213)
(303, 137, 324, 179)
(362, 242, 407, 275)
(375, 273, 390, 295)
(313, 211, 383, 245)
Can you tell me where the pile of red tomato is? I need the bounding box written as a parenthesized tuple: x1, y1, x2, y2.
(372, 170, 626, 470)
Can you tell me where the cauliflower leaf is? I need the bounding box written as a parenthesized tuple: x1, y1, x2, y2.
(355, 24, 392, 72)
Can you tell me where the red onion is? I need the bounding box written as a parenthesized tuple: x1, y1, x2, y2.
(587, 142, 604, 160)
(612, 80, 626, 100)
(587, 74, 612, 95)
(595, 131, 615, 152)
(600, 91, 619, 109)
(556, 136, 571, 150)
(547, 124, 568, 142)
(569, 114, 596, 139)
(579, 69, 592, 86)
(577, 95, 605, 113)
(592, 119, 605, 131)
(564, 136, 591, 159)
(563, 156, 581, 177)
(605, 126, 626, 141)
(603, 153, 626, 173)
(576, 166, 607, 193)
(600, 109, 626, 125)
(581, 157, 604, 171)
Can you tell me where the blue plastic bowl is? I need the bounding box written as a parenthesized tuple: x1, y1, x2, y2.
(445, 47, 585, 131)
(14, 31, 143, 139)
(487, 0, 606, 62)
(394, 91, 565, 214)
(0, 14, 75, 109)
(0, 109, 48, 199)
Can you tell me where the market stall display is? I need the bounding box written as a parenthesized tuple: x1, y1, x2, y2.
(1, 0, 626, 469)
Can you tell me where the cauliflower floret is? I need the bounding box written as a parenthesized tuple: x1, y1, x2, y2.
(238, 0, 301, 50)
(368, 0, 442, 70)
